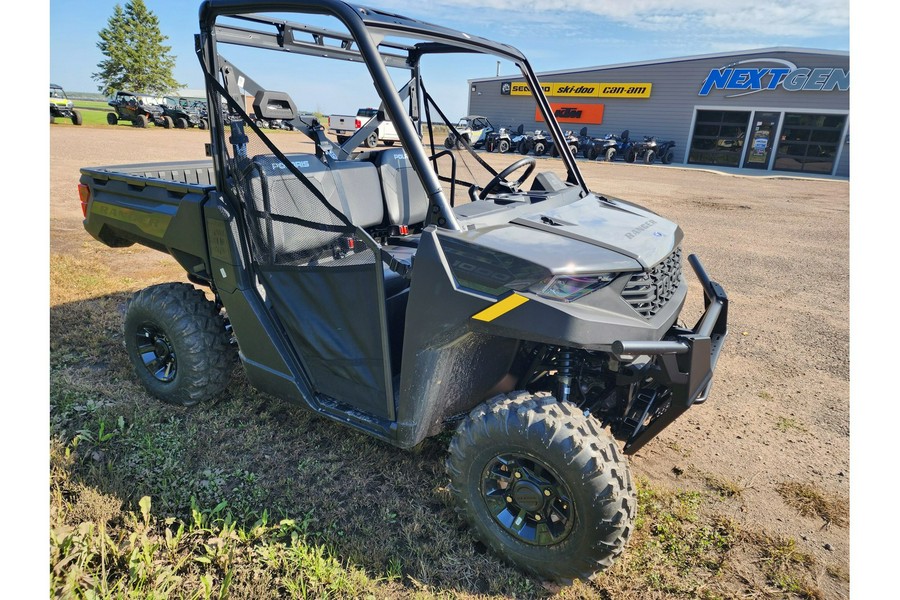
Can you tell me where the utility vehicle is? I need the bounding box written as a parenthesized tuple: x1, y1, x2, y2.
(50, 84, 83, 125)
(79, 0, 728, 583)
(444, 115, 493, 149)
(107, 91, 166, 128)
(160, 96, 209, 129)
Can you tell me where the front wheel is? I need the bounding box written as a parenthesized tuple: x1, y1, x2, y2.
(71, 110, 83, 126)
(124, 283, 235, 407)
(447, 392, 636, 583)
(163, 116, 173, 129)
(498, 139, 510, 153)
(107, 112, 118, 125)
(199, 119, 208, 130)
(135, 115, 148, 128)
(644, 150, 656, 164)
(605, 147, 616, 162)
(533, 142, 546, 156)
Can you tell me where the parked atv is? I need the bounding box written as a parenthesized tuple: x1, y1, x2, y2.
(49, 84, 82, 125)
(549, 129, 580, 158)
(656, 139, 677, 164)
(518, 129, 550, 156)
(485, 124, 516, 153)
(107, 91, 167, 128)
(444, 115, 493, 149)
(160, 96, 209, 129)
(585, 130, 628, 161)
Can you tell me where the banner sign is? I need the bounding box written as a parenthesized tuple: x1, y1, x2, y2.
(536, 103, 605, 124)
(502, 81, 651, 98)
(698, 59, 849, 97)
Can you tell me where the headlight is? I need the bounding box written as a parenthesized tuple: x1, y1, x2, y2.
(528, 273, 618, 302)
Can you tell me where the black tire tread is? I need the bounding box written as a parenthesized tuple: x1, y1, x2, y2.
(446, 392, 636, 582)
(124, 283, 234, 406)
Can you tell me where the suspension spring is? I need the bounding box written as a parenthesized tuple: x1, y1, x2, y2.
(557, 350, 574, 404)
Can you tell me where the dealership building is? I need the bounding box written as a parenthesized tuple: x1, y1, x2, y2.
(467, 48, 849, 177)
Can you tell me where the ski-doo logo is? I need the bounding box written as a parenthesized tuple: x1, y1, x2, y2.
(699, 59, 849, 97)
(500, 82, 512, 95)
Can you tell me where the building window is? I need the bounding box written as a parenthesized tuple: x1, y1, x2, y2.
(773, 113, 846, 174)
(688, 110, 751, 167)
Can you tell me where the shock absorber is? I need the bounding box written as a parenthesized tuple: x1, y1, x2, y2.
(557, 350, 573, 404)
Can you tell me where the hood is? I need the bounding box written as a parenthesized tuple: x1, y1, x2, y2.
(510, 194, 682, 269)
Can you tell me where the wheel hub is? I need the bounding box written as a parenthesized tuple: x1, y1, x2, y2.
(511, 480, 544, 512)
(481, 453, 574, 546)
(135, 324, 177, 383)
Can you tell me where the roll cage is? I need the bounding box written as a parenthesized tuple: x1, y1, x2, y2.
(195, 0, 591, 232)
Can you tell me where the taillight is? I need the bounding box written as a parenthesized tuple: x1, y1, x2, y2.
(355, 118, 361, 129)
(78, 184, 90, 218)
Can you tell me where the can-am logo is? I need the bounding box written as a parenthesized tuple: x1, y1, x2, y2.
(698, 59, 849, 97)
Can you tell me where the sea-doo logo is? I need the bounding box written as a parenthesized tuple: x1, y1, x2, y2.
(503, 81, 651, 98)
(699, 59, 849, 97)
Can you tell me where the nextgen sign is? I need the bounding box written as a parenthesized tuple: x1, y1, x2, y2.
(699, 59, 849, 97)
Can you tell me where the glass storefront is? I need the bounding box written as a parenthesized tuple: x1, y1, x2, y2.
(689, 109, 846, 175)
(688, 110, 750, 167)
(773, 113, 847, 174)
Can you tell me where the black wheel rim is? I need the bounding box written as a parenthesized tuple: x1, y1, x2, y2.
(481, 453, 575, 546)
(134, 323, 177, 383)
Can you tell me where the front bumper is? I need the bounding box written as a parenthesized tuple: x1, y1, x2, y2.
(612, 254, 728, 454)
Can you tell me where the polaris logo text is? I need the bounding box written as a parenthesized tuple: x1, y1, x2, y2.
(698, 59, 849, 97)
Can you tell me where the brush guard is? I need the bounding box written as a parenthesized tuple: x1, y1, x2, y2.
(612, 254, 728, 454)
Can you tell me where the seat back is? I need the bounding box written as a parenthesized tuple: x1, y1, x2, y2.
(243, 154, 383, 263)
(370, 148, 430, 227)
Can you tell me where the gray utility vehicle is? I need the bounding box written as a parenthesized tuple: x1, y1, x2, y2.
(79, 0, 728, 583)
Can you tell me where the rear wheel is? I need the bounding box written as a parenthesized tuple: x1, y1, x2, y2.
(447, 392, 636, 583)
(588, 146, 599, 161)
(444, 136, 456, 149)
(199, 119, 208, 130)
(71, 110, 83, 126)
(644, 150, 656, 164)
(107, 112, 118, 125)
(163, 116, 174, 129)
(365, 132, 379, 148)
(124, 283, 234, 407)
(662, 149, 674, 164)
(336, 135, 348, 145)
(625, 149, 636, 163)
(384, 140, 395, 146)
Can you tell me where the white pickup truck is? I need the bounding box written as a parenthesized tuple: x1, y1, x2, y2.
(327, 107, 399, 147)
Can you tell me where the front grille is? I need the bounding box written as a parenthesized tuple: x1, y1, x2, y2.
(622, 247, 683, 318)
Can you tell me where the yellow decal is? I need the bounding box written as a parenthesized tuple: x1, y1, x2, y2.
(506, 81, 652, 98)
(472, 293, 530, 322)
(596, 83, 653, 98)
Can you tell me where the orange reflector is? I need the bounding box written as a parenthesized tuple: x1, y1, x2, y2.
(78, 184, 90, 217)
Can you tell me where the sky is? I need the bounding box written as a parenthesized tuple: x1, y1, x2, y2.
(49, 0, 850, 119)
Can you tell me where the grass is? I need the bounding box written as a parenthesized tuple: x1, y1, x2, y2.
(49, 248, 848, 598)
(776, 481, 849, 528)
(775, 416, 808, 434)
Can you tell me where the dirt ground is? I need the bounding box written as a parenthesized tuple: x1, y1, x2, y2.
(49, 124, 851, 598)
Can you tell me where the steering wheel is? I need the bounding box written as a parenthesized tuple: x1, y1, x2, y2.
(478, 156, 537, 200)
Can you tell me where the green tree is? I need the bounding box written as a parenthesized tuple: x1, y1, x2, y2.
(92, 0, 182, 96)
